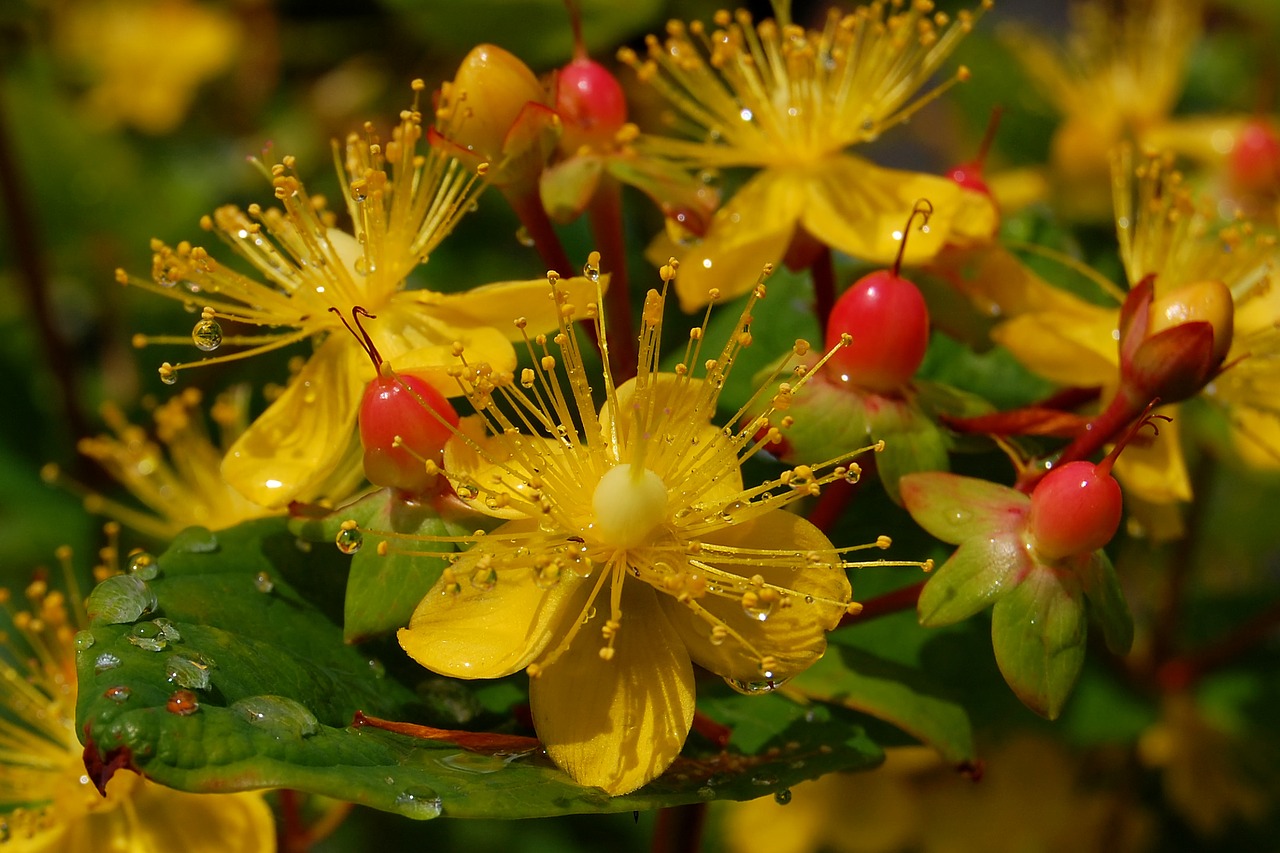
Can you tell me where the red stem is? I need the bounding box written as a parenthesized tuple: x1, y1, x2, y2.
(811, 242, 837, 329)
(1157, 599, 1280, 691)
(504, 186, 574, 278)
(587, 174, 637, 380)
(1016, 391, 1141, 493)
(278, 789, 309, 853)
(651, 803, 707, 853)
(807, 477, 857, 535)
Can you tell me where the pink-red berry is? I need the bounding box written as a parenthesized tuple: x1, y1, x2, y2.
(1027, 460, 1123, 560)
(556, 56, 627, 154)
(359, 373, 459, 494)
(825, 270, 931, 393)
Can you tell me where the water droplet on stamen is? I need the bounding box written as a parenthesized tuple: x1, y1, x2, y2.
(160, 371, 178, 386)
(335, 525, 363, 555)
(192, 318, 223, 352)
(470, 566, 497, 592)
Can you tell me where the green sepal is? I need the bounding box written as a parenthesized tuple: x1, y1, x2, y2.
(989, 564, 1087, 720)
(899, 471, 1029, 545)
(917, 532, 1031, 627)
(290, 489, 490, 643)
(1077, 550, 1135, 655)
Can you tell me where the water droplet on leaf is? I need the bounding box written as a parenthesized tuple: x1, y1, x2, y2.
(94, 652, 121, 674)
(166, 689, 200, 715)
(74, 631, 95, 651)
(87, 575, 157, 624)
(103, 685, 131, 704)
(126, 552, 159, 580)
(253, 572, 274, 594)
(394, 786, 443, 819)
(231, 695, 319, 738)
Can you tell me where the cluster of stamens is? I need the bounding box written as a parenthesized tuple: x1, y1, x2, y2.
(350, 254, 931, 681)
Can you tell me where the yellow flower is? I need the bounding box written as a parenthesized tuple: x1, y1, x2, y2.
(45, 387, 342, 540)
(53, 0, 241, 135)
(388, 258, 910, 795)
(1003, 0, 1203, 219)
(994, 150, 1278, 516)
(0, 562, 272, 851)
(119, 81, 593, 508)
(619, 1, 997, 310)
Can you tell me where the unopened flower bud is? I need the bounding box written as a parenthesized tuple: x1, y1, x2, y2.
(1147, 280, 1234, 366)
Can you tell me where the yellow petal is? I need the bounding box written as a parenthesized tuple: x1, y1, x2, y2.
(398, 519, 590, 678)
(800, 156, 997, 263)
(422, 274, 603, 342)
(992, 307, 1119, 388)
(988, 166, 1051, 214)
(531, 582, 695, 795)
(1225, 406, 1280, 470)
(675, 170, 802, 312)
(1112, 411, 1192, 504)
(222, 336, 365, 509)
(1140, 115, 1252, 165)
(663, 510, 849, 684)
(58, 782, 273, 852)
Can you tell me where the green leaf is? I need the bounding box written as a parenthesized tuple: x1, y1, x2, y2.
(77, 518, 885, 818)
(290, 490, 483, 643)
(899, 471, 1029, 545)
(788, 644, 974, 764)
(1077, 550, 1134, 655)
(917, 532, 1030, 627)
(990, 565, 1087, 720)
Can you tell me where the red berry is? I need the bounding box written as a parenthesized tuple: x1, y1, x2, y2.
(1027, 461, 1122, 560)
(1229, 119, 1280, 192)
(359, 373, 459, 494)
(824, 270, 930, 393)
(556, 57, 628, 153)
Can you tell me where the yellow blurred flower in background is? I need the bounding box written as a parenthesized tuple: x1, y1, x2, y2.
(52, 0, 241, 134)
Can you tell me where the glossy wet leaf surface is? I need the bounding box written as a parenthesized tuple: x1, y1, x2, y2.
(77, 518, 883, 819)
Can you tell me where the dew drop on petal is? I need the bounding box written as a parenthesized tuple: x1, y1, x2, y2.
(166, 690, 200, 715)
(192, 318, 223, 352)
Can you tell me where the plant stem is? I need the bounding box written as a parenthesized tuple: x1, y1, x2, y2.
(504, 186, 574, 278)
(588, 174, 637, 380)
(651, 803, 707, 853)
(0, 92, 91, 443)
(1016, 391, 1140, 493)
(811, 242, 837, 329)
